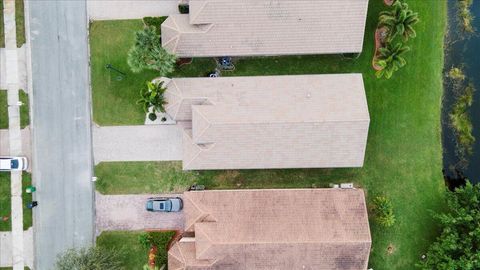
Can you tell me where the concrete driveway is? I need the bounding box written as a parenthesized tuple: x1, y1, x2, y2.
(87, 0, 178, 20)
(95, 192, 184, 235)
(93, 125, 182, 164)
(0, 128, 32, 170)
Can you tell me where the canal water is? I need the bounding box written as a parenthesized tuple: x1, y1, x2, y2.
(443, 0, 480, 186)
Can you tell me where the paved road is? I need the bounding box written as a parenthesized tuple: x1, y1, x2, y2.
(28, 1, 94, 270)
(95, 192, 184, 235)
(93, 125, 182, 164)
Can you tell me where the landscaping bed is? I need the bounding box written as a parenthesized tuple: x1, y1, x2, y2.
(90, 1, 447, 268)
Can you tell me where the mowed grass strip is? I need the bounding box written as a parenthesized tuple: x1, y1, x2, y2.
(91, 0, 447, 268)
(15, 0, 25, 48)
(0, 91, 7, 129)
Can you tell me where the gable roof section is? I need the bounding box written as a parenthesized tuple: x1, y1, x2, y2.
(164, 74, 370, 170)
(169, 188, 371, 270)
(162, 0, 369, 57)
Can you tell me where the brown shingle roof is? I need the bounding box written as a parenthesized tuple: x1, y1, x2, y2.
(168, 188, 371, 270)
(161, 0, 369, 57)
(164, 74, 370, 170)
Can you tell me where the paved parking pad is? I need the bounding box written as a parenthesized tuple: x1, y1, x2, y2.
(95, 192, 184, 235)
(93, 125, 182, 164)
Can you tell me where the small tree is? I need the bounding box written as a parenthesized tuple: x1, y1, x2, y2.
(127, 26, 176, 76)
(375, 42, 410, 79)
(417, 182, 480, 269)
(372, 196, 396, 228)
(55, 247, 125, 270)
(379, 0, 419, 42)
(137, 80, 168, 121)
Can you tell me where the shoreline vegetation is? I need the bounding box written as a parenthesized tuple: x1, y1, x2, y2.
(447, 67, 475, 165)
(457, 0, 475, 33)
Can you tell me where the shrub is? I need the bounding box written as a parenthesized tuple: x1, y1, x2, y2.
(137, 231, 175, 268)
(127, 26, 176, 76)
(143, 16, 168, 35)
(417, 182, 480, 269)
(372, 196, 396, 227)
(137, 80, 168, 121)
(375, 42, 410, 79)
(55, 247, 125, 270)
(178, 4, 189, 14)
(379, 0, 419, 42)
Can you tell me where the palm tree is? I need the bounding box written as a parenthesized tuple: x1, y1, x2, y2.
(375, 43, 410, 79)
(137, 80, 168, 121)
(379, 0, 419, 42)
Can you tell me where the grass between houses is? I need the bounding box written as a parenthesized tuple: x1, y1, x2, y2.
(91, 0, 447, 269)
(97, 231, 175, 269)
(15, 0, 25, 48)
(0, 172, 33, 231)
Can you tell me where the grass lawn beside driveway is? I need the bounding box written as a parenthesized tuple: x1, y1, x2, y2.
(89, 20, 215, 126)
(97, 231, 175, 269)
(92, 1, 447, 269)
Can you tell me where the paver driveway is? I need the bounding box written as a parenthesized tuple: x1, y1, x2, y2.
(93, 125, 182, 164)
(95, 192, 184, 235)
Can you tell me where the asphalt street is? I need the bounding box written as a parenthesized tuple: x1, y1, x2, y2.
(28, 1, 94, 269)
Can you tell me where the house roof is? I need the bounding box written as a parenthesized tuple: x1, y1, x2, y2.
(168, 188, 372, 270)
(163, 74, 370, 170)
(161, 0, 369, 57)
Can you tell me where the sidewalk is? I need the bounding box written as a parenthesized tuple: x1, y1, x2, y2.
(0, 228, 33, 268)
(2, 1, 28, 269)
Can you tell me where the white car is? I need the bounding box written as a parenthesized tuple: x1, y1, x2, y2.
(0, 156, 28, 171)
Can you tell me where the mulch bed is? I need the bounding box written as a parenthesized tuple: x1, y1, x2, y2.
(372, 27, 388, 71)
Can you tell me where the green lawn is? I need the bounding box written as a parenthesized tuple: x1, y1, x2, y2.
(96, 161, 199, 194)
(15, 0, 25, 48)
(0, 172, 32, 231)
(89, 20, 215, 126)
(91, 1, 447, 269)
(19, 90, 29, 128)
(97, 231, 175, 269)
(0, 91, 7, 129)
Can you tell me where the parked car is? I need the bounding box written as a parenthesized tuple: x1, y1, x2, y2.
(0, 156, 28, 171)
(146, 197, 183, 212)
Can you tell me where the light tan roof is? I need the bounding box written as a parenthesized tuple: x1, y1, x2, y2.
(168, 188, 371, 270)
(161, 0, 369, 57)
(163, 74, 370, 170)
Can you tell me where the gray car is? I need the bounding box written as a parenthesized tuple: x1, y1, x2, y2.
(146, 197, 183, 212)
